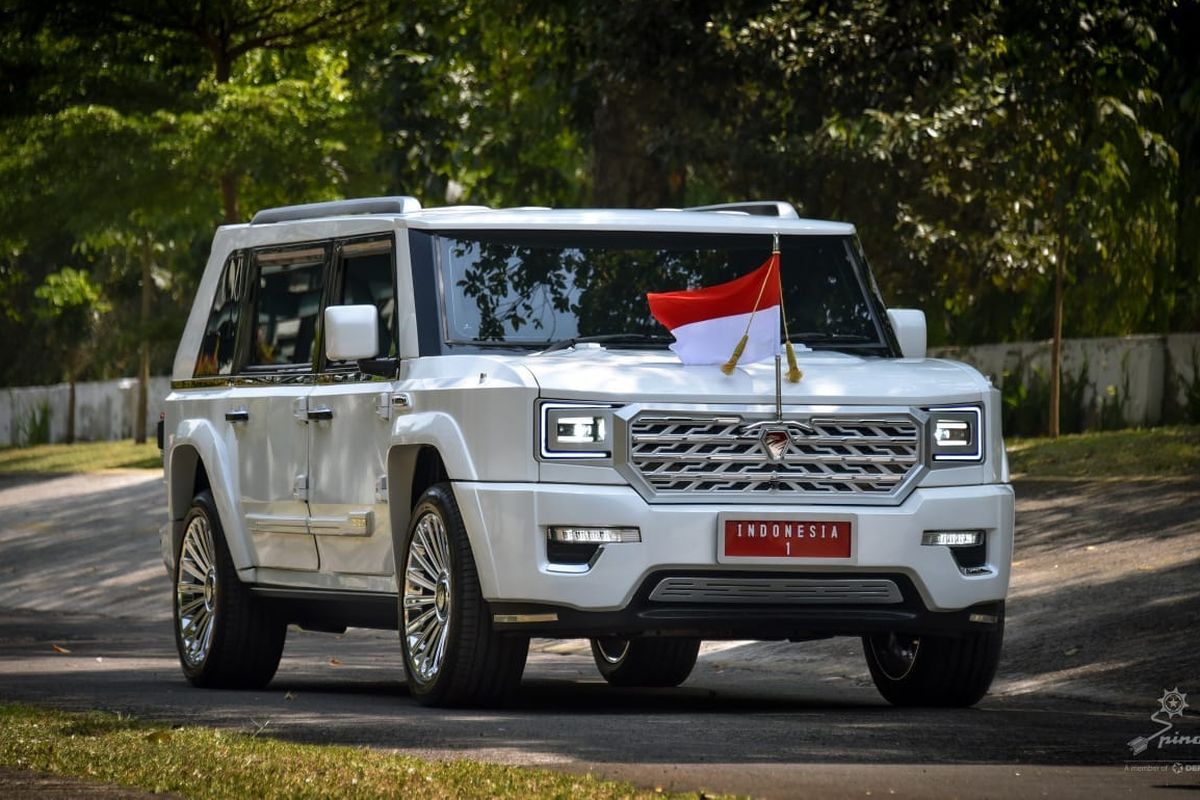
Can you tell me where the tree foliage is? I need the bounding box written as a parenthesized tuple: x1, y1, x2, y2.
(0, 0, 1195, 404)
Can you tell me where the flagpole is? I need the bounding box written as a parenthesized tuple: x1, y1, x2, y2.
(775, 353, 783, 421)
(774, 233, 783, 420)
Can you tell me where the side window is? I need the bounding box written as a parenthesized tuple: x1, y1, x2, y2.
(194, 251, 246, 377)
(337, 239, 397, 360)
(247, 245, 327, 369)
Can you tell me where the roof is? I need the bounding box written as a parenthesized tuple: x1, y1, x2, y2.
(241, 196, 857, 237)
(403, 207, 855, 235)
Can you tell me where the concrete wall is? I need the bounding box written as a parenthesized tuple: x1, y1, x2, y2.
(932, 333, 1200, 428)
(1, 377, 171, 446)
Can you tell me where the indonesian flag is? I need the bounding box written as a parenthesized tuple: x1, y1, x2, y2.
(647, 253, 781, 366)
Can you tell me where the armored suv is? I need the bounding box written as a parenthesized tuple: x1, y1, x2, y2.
(160, 196, 1013, 707)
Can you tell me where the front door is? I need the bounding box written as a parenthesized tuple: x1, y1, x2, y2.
(306, 236, 398, 576)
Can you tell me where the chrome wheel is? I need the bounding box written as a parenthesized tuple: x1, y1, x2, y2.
(869, 632, 921, 681)
(176, 513, 217, 668)
(403, 509, 453, 684)
(594, 637, 630, 665)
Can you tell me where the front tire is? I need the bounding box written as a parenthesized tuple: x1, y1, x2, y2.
(590, 637, 701, 687)
(862, 604, 1004, 707)
(173, 490, 286, 689)
(399, 483, 528, 707)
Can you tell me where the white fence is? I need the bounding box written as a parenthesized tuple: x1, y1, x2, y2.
(1, 377, 171, 446)
(931, 333, 1200, 427)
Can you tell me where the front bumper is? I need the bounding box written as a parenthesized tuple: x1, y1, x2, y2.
(454, 481, 1014, 627)
(488, 573, 1004, 639)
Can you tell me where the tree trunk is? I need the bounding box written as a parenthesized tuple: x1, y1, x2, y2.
(220, 171, 240, 223)
(1049, 244, 1066, 439)
(66, 378, 76, 445)
(135, 248, 152, 444)
(213, 50, 241, 224)
(591, 91, 677, 208)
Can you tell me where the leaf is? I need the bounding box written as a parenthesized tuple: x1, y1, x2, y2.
(51, 644, 71, 654)
(329, 657, 342, 666)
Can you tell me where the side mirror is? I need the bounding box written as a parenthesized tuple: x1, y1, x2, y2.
(887, 309, 927, 359)
(324, 305, 379, 361)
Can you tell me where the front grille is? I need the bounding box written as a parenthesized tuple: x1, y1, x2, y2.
(624, 412, 921, 503)
(649, 577, 904, 604)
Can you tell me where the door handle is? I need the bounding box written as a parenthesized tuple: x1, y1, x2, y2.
(224, 409, 250, 423)
(306, 407, 334, 421)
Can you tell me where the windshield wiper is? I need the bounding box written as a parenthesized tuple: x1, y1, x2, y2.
(789, 332, 876, 345)
(540, 333, 674, 354)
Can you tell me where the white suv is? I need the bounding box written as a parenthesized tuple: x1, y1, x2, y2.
(160, 196, 1013, 707)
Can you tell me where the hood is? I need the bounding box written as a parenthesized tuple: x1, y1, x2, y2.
(516, 346, 991, 406)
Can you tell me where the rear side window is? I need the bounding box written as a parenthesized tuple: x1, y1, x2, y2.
(194, 251, 246, 377)
(338, 239, 397, 359)
(248, 246, 327, 368)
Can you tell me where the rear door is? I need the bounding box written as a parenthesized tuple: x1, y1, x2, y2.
(232, 243, 328, 572)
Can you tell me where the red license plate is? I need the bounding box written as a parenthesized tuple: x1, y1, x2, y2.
(723, 519, 852, 558)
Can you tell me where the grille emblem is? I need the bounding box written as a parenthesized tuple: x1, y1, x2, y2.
(761, 430, 791, 461)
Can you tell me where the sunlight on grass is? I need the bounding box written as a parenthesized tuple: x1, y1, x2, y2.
(0, 440, 161, 474)
(0, 703, 719, 800)
(1006, 425, 1200, 479)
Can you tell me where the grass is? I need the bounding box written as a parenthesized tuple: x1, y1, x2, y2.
(1006, 424, 1200, 479)
(0, 439, 161, 474)
(0, 703, 718, 800)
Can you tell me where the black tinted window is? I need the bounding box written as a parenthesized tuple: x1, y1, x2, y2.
(248, 246, 327, 368)
(194, 251, 246, 377)
(435, 231, 884, 349)
(339, 240, 396, 359)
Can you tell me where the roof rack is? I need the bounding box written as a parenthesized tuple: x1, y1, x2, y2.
(250, 196, 422, 225)
(683, 201, 799, 219)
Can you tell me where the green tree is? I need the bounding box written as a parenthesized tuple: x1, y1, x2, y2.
(33, 268, 111, 442)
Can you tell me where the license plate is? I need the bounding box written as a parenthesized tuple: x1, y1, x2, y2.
(722, 519, 852, 558)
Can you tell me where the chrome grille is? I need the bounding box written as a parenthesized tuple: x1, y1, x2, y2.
(649, 577, 903, 604)
(624, 412, 921, 503)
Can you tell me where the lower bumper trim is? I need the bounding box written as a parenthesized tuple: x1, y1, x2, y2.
(489, 570, 1003, 639)
(648, 576, 903, 605)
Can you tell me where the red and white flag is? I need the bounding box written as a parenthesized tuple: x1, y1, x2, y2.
(647, 253, 781, 366)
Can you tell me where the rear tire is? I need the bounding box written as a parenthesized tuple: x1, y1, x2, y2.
(590, 637, 701, 687)
(399, 483, 528, 707)
(862, 603, 1004, 707)
(173, 490, 286, 689)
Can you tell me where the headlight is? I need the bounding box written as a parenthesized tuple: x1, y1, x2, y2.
(539, 403, 616, 459)
(928, 405, 983, 463)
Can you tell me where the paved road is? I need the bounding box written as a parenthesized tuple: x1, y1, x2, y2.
(1, 471, 1198, 798)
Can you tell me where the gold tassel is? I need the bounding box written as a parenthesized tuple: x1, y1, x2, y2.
(721, 334, 749, 375)
(785, 341, 803, 383)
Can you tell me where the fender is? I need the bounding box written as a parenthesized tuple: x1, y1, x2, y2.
(389, 411, 477, 480)
(167, 418, 254, 573)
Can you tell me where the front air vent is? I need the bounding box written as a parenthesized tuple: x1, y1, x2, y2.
(617, 408, 924, 505)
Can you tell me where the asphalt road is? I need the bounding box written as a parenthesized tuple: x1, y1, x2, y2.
(1, 471, 1198, 799)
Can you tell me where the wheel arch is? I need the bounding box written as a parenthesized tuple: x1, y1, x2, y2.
(166, 422, 253, 572)
(386, 442, 499, 598)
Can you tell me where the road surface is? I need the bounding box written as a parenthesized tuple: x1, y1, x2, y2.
(1, 471, 1198, 798)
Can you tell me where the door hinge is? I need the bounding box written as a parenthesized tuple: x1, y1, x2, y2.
(375, 392, 391, 421)
(293, 396, 308, 422)
(375, 474, 389, 504)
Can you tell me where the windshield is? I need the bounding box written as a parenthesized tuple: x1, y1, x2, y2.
(431, 230, 891, 353)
